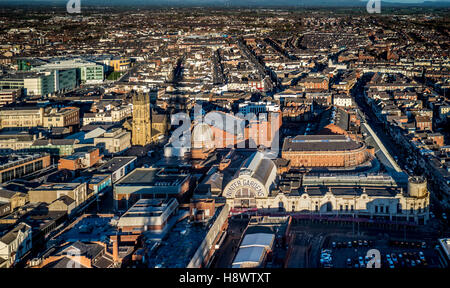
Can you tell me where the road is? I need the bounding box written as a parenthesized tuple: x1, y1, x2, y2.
(211, 219, 249, 268)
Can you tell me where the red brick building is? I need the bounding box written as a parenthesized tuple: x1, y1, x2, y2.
(58, 148, 102, 171)
(415, 116, 432, 131)
(282, 135, 370, 168)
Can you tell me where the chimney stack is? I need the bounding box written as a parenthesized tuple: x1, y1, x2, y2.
(113, 235, 120, 263)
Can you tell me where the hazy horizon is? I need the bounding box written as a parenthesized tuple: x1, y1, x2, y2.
(0, 0, 449, 7)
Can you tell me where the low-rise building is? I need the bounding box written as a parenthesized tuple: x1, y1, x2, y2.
(58, 148, 102, 171)
(0, 131, 38, 152)
(333, 94, 353, 107)
(0, 223, 32, 268)
(117, 198, 179, 233)
(114, 168, 191, 211)
(96, 156, 137, 184)
(28, 182, 88, 209)
(94, 128, 131, 155)
(281, 135, 370, 168)
(0, 153, 51, 184)
(88, 174, 112, 197)
(0, 89, 19, 106)
(43, 107, 80, 129)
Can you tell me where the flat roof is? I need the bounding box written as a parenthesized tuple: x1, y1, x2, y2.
(146, 205, 224, 268)
(282, 135, 363, 152)
(240, 233, 275, 250)
(232, 246, 266, 267)
(115, 168, 188, 187)
(33, 182, 83, 191)
(97, 157, 136, 173)
(57, 215, 115, 243)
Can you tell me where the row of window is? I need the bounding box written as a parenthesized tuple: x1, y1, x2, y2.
(1, 160, 43, 183)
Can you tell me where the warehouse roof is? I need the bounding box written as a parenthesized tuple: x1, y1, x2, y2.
(240, 233, 275, 250)
(282, 135, 363, 152)
(232, 246, 266, 268)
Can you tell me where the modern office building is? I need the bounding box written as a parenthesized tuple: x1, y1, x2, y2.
(0, 153, 51, 184)
(31, 58, 104, 84)
(0, 72, 54, 97)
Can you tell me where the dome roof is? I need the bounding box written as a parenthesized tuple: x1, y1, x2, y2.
(192, 123, 214, 149)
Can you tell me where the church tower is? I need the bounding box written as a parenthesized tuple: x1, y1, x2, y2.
(132, 91, 152, 146)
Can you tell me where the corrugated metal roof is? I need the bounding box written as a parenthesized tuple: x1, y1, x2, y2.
(240, 233, 275, 250)
(232, 246, 266, 266)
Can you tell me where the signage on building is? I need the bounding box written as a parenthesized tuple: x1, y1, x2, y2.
(224, 177, 266, 198)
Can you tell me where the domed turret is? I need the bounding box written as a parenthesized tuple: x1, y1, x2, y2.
(192, 123, 214, 150)
(408, 176, 427, 198)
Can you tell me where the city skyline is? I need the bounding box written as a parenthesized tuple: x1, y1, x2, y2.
(1, 0, 450, 7)
(0, 2, 448, 274)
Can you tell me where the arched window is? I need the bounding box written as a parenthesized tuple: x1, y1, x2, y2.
(235, 188, 255, 198)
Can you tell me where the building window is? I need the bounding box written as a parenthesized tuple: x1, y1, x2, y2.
(375, 206, 378, 213)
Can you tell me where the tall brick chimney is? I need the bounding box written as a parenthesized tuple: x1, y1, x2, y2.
(113, 235, 120, 263)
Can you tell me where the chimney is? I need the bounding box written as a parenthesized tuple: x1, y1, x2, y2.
(113, 235, 120, 263)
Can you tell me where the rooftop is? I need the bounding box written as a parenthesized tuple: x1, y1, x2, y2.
(115, 168, 188, 187)
(97, 157, 136, 173)
(33, 182, 84, 191)
(146, 205, 224, 268)
(282, 135, 363, 152)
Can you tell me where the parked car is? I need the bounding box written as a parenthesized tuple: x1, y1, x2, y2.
(358, 256, 365, 267)
(392, 254, 398, 263)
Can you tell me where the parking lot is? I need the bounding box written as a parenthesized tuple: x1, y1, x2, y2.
(321, 236, 442, 268)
